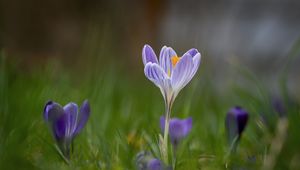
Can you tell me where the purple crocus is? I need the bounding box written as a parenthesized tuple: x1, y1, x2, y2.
(143, 45, 201, 109)
(160, 116, 192, 147)
(225, 106, 248, 144)
(142, 44, 200, 163)
(43, 100, 90, 159)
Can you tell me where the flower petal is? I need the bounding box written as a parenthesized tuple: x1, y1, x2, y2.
(226, 106, 249, 143)
(74, 100, 91, 135)
(159, 47, 177, 76)
(171, 53, 194, 92)
(169, 118, 185, 140)
(44, 101, 53, 121)
(178, 49, 201, 85)
(234, 108, 249, 135)
(63, 103, 78, 137)
(147, 158, 163, 170)
(191, 52, 201, 76)
(44, 101, 64, 123)
(185, 48, 199, 57)
(183, 117, 192, 135)
(144, 63, 170, 92)
(142, 44, 158, 65)
(54, 113, 68, 140)
(168, 47, 177, 59)
(159, 116, 192, 146)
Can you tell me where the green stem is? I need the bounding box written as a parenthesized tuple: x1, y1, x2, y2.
(55, 144, 70, 165)
(172, 144, 177, 170)
(162, 99, 172, 165)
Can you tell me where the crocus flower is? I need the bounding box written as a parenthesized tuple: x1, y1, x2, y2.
(143, 45, 201, 109)
(136, 151, 165, 170)
(225, 106, 248, 144)
(143, 44, 200, 163)
(43, 100, 90, 159)
(160, 116, 192, 147)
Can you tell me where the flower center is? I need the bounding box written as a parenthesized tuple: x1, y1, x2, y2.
(171, 56, 180, 67)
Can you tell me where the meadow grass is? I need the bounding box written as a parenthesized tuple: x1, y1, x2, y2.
(0, 45, 299, 170)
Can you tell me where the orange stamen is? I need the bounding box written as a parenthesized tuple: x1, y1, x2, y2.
(171, 56, 180, 66)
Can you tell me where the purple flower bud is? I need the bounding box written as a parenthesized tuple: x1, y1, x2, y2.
(272, 97, 286, 117)
(43, 100, 90, 159)
(225, 106, 249, 143)
(160, 116, 192, 147)
(147, 159, 163, 170)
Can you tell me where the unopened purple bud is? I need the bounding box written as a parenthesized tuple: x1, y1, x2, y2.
(225, 106, 249, 143)
(43, 100, 91, 159)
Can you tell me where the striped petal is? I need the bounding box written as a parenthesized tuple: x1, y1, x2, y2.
(142, 44, 158, 65)
(186, 48, 199, 57)
(168, 47, 177, 59)
(191, 52, 201, 76)
(159, 47, 177, 76)
(144, 63, 170, 94)
(181, 48, 201, 78)
(171, 53, 194, 92)
(63, 103, 78, 137)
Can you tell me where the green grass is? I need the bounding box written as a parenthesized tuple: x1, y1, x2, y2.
(0, 47, 300, 170)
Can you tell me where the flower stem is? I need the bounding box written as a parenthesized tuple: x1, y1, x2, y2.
(162, 100, 171, 165)
(55, 144, 70, 165)
(172, 144, 177, 169)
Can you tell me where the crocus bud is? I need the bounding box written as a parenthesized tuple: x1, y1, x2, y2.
(160, 116, 192, 147)
(43, 100, 90, 159)
(225, 106, 249, 144)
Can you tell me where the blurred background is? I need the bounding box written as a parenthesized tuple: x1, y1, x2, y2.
(1, 0, 300, 169)
(1, 0, 300, 95)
